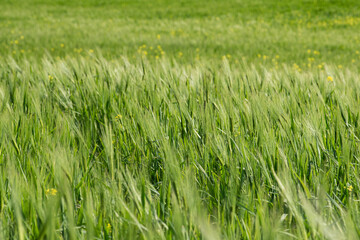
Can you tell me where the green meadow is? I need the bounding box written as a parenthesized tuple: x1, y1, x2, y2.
(1, 0, 360, 239)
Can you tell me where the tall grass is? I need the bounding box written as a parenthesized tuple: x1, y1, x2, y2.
(0, 56, 359, 239)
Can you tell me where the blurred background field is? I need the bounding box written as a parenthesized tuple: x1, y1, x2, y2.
(1, 0, 360, 239)
(1, 0, 360, 68)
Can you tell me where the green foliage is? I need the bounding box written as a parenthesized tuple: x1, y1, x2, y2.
(1, 0, 360, 239)
(1, 57, 359, 239)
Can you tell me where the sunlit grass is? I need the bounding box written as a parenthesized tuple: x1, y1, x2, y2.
(1, 56, 360, 239)
(1, 0, 360, 239)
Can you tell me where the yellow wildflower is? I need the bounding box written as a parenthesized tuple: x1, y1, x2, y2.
(308, 57, 315, 62)
(45, 188, 57, 196)
(327, 76, 333, 82)
(106, 223, 112, 233)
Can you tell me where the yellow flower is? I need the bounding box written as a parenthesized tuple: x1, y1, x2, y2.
(348, 185, 353, 192)
(14, 40, 19, 44)
(106, 223, 112, 233)
(48, 75, 54, 80)
(89, 49, 94, 53)
(60, 43, 65, 48)
(45, 188, 57, 196)
(178, 52, 183, 57)
(115, 114, 122, 119)
(157, 34, 161, 39)
(338, 65, 343, 69)
(327, 76, 333, 82)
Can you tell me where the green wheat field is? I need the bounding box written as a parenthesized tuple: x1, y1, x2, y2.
(1, 0, 360, 239)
